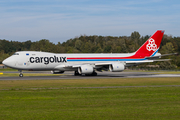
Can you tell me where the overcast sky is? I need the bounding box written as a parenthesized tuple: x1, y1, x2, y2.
(0, 0, 180, 43)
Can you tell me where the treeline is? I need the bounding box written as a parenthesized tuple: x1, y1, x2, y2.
(0, 31, 180, 69)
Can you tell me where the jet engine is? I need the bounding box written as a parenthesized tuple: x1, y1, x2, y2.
(109, 63, 125, 72)
(51, 70, 64, 74)
(78, 65, 93, 74)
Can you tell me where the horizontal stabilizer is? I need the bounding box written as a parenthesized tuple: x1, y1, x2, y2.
(145, 53, 178, 60)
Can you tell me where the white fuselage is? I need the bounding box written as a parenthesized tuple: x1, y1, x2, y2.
(3, 51, 135, 71)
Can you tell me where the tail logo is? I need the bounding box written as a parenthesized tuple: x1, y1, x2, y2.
(146, 38, 157, 51)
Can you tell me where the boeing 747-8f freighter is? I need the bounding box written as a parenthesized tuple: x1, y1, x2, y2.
(3, 30, 171, 77)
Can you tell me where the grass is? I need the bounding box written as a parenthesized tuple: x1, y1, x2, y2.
(0, 78, 180, 89)
(1, 87, 180, 120)
(0, 78, 180, 119)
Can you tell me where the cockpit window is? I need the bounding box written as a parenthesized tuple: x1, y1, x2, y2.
(13, 53, 19, 55)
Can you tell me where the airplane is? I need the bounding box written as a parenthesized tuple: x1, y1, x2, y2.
(2, 30, 173, 77)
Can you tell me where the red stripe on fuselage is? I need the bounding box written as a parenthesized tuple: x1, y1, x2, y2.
(67, 53, 151, 60)
(67, 56, 144, 60)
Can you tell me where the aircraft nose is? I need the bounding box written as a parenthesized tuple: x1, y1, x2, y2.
(2, 58, 14, 67)
(2, 59, 7, 66)
(2, 59, 8, 65)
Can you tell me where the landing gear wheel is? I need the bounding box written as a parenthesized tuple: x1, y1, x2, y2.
(18, 70, 23, 77)
(92, 71, 97, 76)
(74, 71, 81, 76)
(85, 71, 97, 76)
(19, 73, 23, 77)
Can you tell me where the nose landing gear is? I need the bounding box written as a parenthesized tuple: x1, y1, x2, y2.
(18, 70, 23, 77)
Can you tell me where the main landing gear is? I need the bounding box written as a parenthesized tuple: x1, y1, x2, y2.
(85, 71, 97, 76)
(74, 71, 97, 76)
(74, 71, 81, 76)
(19, 70, 23, 77)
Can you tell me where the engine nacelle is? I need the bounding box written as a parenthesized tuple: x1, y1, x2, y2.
(51, 70, 64, 74)
(109, 63, 125, 72)
(78, 65, 93, 74)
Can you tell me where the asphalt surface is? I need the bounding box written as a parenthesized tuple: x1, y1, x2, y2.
(1, 71, 180, 80)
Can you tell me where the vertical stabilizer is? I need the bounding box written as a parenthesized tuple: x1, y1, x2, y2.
(134, 30, 164, 58)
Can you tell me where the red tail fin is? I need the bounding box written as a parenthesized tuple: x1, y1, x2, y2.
(134, 30, 164, 58)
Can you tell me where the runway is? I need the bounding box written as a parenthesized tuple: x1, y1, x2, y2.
(1, 71, 180, 80)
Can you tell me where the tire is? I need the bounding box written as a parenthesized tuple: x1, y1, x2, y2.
(19, 74, 23, 77)
(74, 71, 81, 76)
(85, 72, 97, 76)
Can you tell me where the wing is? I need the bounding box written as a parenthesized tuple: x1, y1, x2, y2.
(54, 58, 171, 71)
(54, 62, 125, 72)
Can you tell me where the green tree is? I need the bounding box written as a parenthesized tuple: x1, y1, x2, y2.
(160, 42, 175, 54)
(75, 39, 82, 51)
(159, 61, 176, 70)
(131, 31, 140, 40)
(130, 31, 141, 51)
